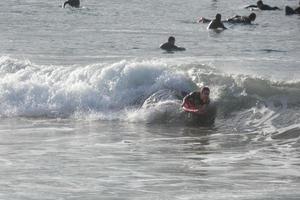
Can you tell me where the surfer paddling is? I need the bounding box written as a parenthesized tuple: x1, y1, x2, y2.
(206, 14, 227, 30)
(245, 0, 280, 11)
(182, 86, 210, 115)
(160, 36, 186, 52)
(199, 13, 256, 25)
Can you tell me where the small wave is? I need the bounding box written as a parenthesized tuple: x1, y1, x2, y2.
(0, 56, 196, 119)
(259, 49, 287, 53)
(1, 56, 300, 127)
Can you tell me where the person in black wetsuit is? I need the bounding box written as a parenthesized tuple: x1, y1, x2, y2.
(245, 0, 280, 10)
(199, 13, 256, 25)
(285, 1, 300, 15)
(182, 86, 210, 114)
(160, 36, 186, 52)
(207, 14, 227, 29)
(63, 0, 80, 8)
(227, 13, 256, 24)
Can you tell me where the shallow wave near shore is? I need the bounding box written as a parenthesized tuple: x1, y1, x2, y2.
(1, 56, 300, 135)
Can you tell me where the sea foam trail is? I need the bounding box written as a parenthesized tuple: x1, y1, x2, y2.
(1, 56, 300, 125)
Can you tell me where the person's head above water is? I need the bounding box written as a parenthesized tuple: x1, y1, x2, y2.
(257, 0, 264, 6)
(200, 86, 210, 103)
(63, 0, 80, 8)
(249, 13, 256, 21)
(215, 13, 222, 21)
(160, 36, 185, 51)
(168, 36, 175, 45)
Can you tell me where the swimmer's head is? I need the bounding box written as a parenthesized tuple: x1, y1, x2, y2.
(168, 36, 175, 45)
(215, 13, 222, 21)
(249, 13, 256, 21)
(257, 0, 263, 6)
(201, 86, 210, 94)
(200, 86, 210, 103)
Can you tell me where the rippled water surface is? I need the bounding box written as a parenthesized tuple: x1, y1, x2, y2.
(0, 0, 300, 199)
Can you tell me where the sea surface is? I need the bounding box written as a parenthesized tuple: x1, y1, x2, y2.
(0, 0, 300, 199)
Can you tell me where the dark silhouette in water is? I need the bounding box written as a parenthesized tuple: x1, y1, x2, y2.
(245, 0, 280, 10)
(63, 0, 80, 8)
(160, 36, 186, 52)
(207, 14, 227, 29)
(226, 13, 256, 24)
(199, 13, 256, 25)
(285, 1, 300, 15)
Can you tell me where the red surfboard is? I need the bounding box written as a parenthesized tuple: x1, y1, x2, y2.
(182, 100, 199, 113)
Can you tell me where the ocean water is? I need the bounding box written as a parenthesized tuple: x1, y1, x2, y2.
(0, 0, 300, 199)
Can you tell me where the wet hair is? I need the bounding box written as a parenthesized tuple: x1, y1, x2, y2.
(201, 86, 210, 93)
(257, 0, 263, 6)
(249, 13, 256, 21)
(168, 36, 175, 42)
(215, 13, 222, 21)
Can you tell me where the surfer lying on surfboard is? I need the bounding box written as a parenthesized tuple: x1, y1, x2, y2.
(181, 86, 210, 114)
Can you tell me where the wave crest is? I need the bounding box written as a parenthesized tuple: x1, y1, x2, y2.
(1, 57, 300, 124)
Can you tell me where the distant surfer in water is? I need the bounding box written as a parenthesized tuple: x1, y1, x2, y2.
(63, 0, 80, 8)
(227, 13, 256, 24)
(207, 14, 227, 30)
(160, 36, 186, 52)
(245, 0, 280, 10)
(182, 86, 210, 115)
(285, 1, 300, 15)
(199, 13, 256, 25)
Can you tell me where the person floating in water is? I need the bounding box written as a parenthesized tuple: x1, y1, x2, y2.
(245, 0, 280, 10)
(63, 0, 80, 8)
(206, 14, 227, 30)
(227, 13, 256, 24)
(199, 13, 256, 25)
(160, 36, 186, 52)
(182, 86, 210, 115)
(285, 1, 300, 15)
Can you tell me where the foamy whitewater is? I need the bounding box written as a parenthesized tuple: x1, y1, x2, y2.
(0, 0, 300, 199)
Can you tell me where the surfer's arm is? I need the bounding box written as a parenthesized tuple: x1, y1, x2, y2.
(272, 6, 281, 10)
(245, 5, 257, 9)
(181, 92, 195, 106)
(198, 17, 212, 23)
(227, 15, 240, 21)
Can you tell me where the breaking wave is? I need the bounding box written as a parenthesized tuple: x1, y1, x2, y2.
(1, 56, 300, 132)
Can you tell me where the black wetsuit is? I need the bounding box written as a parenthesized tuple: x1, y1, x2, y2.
(260, 4, 280, 10)
(227, 16, 252, 24)
(208, 19, 227, 29)
(64, 0, 80, 8)
(285, 6, 300, 15)
(160, 42, 185, 51)
(246, 4, 280, 10)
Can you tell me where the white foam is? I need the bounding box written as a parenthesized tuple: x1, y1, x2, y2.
(0, 57, 196, 120)
(1, 56, 300, 130)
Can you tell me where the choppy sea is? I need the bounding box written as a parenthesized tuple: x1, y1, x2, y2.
(0, 0, 300, 199)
